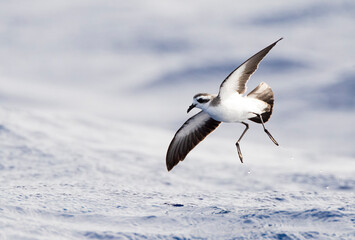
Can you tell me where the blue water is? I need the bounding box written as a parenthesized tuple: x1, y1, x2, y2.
(0, 108, 354, 239)
(0, 0, 354, 239)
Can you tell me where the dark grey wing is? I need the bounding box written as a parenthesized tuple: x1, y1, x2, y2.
(166, 111, 221, 171)
(217, 38, 282, 99)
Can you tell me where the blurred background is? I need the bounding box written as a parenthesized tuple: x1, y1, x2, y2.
(0, 0, 354, 238)
(0, 0, 354, 157)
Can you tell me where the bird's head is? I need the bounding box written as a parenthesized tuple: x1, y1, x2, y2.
(187, 93, 214, 113)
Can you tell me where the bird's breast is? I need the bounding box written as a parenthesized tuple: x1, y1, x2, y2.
(206, 96, 266, 122)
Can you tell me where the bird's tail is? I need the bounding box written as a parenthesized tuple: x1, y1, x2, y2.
(247, 82, 274, 123)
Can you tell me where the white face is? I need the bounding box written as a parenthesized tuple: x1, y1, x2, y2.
(194, 95, 211, 106)
(187, 94, 212, 113)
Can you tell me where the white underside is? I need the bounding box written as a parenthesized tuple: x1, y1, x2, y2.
(204, 94, 268, 123)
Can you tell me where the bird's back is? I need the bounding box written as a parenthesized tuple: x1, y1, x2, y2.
(247, 82, 274, 123)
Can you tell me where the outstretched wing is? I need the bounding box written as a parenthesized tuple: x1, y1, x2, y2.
(217, 38, 282, 99)
(166, 111, 221, 171)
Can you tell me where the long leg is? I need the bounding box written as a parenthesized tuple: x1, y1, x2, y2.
(257, 114, 279, 146)
(236, 122, 249, 163)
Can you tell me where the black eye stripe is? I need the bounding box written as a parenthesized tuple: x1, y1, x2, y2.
(197, 98, 209, 103)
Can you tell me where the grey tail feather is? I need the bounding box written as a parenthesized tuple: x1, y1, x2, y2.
(247, 82, 274, 123)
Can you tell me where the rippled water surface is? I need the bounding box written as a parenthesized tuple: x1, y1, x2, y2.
(0, 109, 354, 239)
(0, 0, 354, 239)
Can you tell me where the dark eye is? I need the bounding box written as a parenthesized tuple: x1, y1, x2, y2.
(197, 98, 209, 103)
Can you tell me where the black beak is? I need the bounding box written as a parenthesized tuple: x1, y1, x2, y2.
(187, 104, 196, 113)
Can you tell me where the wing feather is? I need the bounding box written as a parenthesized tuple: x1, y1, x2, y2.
(217, 38, 282, 98)
(166, 111, 221, 171)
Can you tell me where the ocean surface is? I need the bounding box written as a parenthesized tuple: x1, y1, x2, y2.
(0, 0, 354, 239)
(0, 108, 354, 239)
